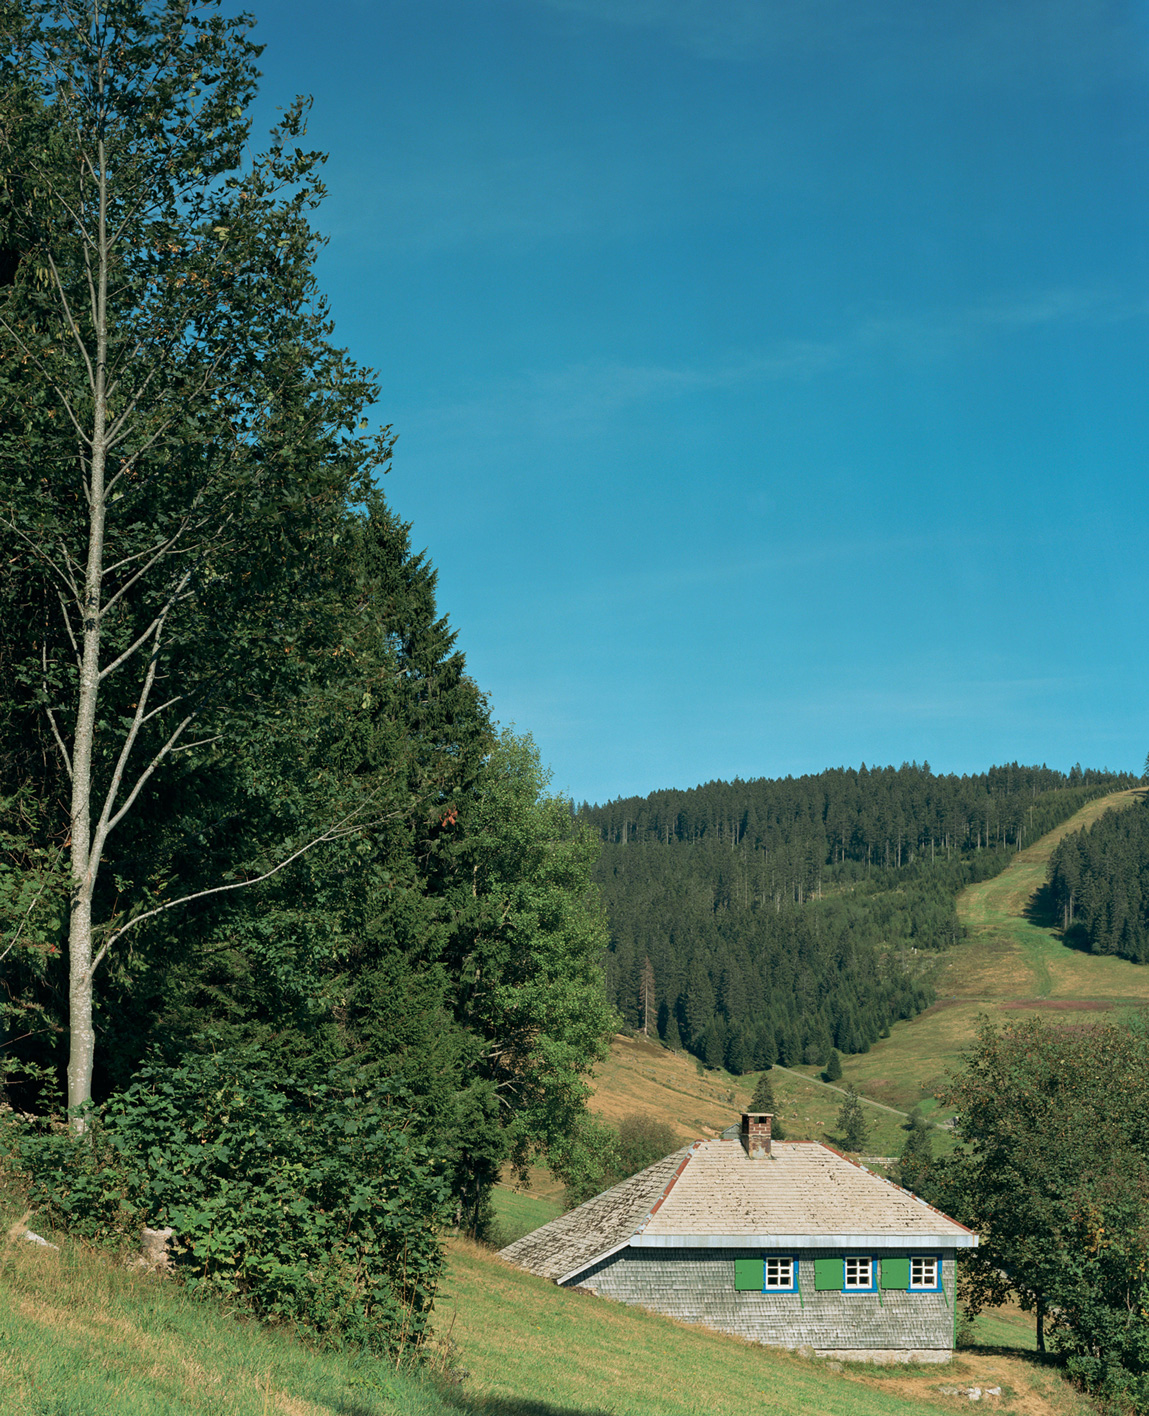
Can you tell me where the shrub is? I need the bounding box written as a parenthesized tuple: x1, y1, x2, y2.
(563, 1113, 679, 1207)
(11, 1046, 450, 1357)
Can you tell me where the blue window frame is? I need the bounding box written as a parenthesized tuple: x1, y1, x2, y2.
(763, 1256, 798, 1293)
(909, 1254, 942, 1292)
(842, 1256, 877, 1293)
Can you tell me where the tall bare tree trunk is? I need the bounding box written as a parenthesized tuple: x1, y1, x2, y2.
(67, 135, 109, 1124)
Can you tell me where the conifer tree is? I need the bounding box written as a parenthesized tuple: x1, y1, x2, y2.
(749, 1069, 785, 1140)
(836, 1083, 867, 1151)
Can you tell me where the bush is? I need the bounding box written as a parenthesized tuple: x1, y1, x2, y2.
(11, 1046, 450, 1357)
(563, 1113, 679, 1207)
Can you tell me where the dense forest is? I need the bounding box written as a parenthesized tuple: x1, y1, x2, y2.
(1047, 791, 1149, 961)
(582, 765, 1138, 1070)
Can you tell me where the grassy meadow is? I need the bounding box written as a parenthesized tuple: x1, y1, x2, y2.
(439, 1236, 1088, 1416)
(0, 1183, 1090, 1416)
(816, 787, 1149, 1116)
(7, 788, 1143, 1416)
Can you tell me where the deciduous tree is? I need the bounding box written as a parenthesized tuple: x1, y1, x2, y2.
(0, 0, 388, 1120)
(937, 1017, 1149, 1402)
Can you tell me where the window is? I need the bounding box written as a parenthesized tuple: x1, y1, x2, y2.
(733, 1257, 798, 1293)
(843, 1256, 875, 1291)
(910, 1256, 939, 1290)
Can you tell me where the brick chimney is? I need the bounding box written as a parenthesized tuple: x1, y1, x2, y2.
(740, 1112, 772, 1158)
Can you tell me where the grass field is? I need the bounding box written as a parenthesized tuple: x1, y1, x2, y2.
(441, 1237, 1090, 1416)
(810, 787, 1149, 1116)
(0, 1202, 435, 1416)
(0, 1176, 1090, 1416)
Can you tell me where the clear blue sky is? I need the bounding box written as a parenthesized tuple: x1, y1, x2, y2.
(248, 0, 1149, 805)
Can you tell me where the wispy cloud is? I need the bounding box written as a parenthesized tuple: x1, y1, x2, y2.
(526, 0, 1149, 89)
(408, 284, 1145, 442)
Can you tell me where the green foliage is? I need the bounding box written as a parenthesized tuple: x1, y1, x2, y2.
(936, 1017, 1149, 1406)
(1047, 795, 1149, 961)
(563, 1112, 679, 1207)
(589, 764, 1130, 1072)
(835, 1084, 867, 1152)
(823, 1049, 843, 1082)
(897, 1109, 933, 1196)
(617, 1114, 678, 1174)
(748, 1070, 786, 1140)
(11, 1045, 449, 1356)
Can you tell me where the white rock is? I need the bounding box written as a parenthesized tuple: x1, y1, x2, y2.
(23, 1230, 59, 1250)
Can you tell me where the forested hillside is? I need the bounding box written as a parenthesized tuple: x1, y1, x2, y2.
(582, 764, 1137, 1070)
(1047, 791, 1149, 960)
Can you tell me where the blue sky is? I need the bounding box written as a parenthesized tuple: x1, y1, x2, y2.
(249, 0, 1149, 804)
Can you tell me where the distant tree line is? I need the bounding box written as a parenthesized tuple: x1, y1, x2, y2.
(1047, 792, 1149, 962)
(581, 765, 1134, 1072)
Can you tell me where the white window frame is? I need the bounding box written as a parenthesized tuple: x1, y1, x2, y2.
(764, 1257, 794, 1291)
(843, 1256, 874, 1291)
(909, 1255, 939, 1291)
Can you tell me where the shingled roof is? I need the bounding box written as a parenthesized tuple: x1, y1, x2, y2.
(500, 1140, 976, 1286)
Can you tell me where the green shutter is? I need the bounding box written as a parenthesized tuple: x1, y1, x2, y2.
(734, 1259, 764, 1291)
(881, 1256, 910, 1290)
(814, 1257, 844, 1291)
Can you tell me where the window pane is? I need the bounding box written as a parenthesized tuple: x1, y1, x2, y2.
(844, 1257, 872, 1288)
(765, 1258, 792, 1289)
(910, 1257, 938, 1288)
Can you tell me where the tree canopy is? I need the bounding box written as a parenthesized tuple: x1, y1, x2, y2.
(937, 1017, 1149, 1407)
(0, 0, 614, 1248)
(585, 765, 1132, 1072)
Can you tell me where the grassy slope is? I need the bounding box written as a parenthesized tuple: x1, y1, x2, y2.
(442, 1237, 1088, 1416)
(816, 787, 1148, 1117)
(0, 1212, 445, 1416)
(8, 791, 1140, 1416)
(0, 1199, 1088, 1416)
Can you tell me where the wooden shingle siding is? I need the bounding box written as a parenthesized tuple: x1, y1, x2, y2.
(569, 1247, 954, 1359)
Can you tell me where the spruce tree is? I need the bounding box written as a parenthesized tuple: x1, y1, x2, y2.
(836, 1083, 867, 1152)
(748, 1070, 786, 1140)
(824, 1049, 843, 1081)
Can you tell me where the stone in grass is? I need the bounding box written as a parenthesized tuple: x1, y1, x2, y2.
(129, 1226, 175, 1273)
(23, 1229, 59, 1250)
